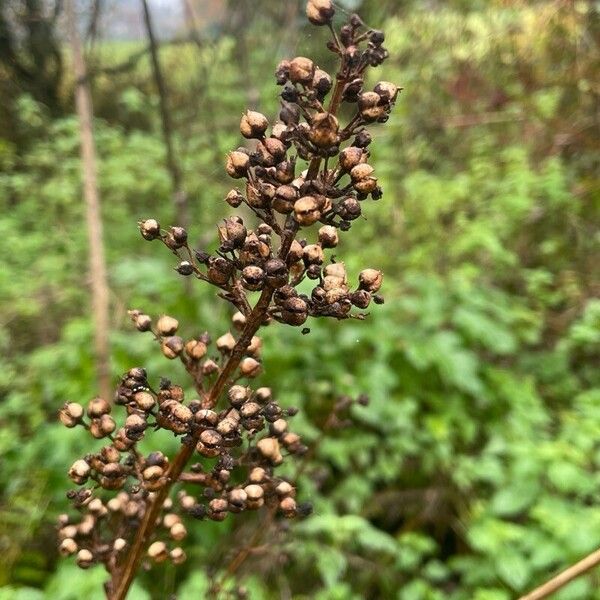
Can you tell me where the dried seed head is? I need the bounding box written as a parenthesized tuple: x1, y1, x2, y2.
(374, 81, 399, 103)
(134, 313, 152, 331)
(246, 335, 262, 356)
(195, 408, 218, 427)
(114, 538, 127, 552)
(225, 188, 244, 207)
(230, 313, 246, 333)
(294, 196, 321, 226)
(306, 0, 334, 25)
(228, 385, 250, 407)
(87, 397, 110, 418)
(170, 547, 187, 565)
(216, 331, 236, 353)
(359, 268, 383, 292)
(59, 402, 84, 427)
(239, 357, 262, 378)
(170, 522, 187, 541)
(59, 538, 78, 557)
(257, 437, 283, 464)
(200, 429, 223, 448)
(339, 146, 364, 172)
(270, 418, 288, 435)
(202, 359, 220, 376)
(185, 339, 208, 360)
(134, 391, 155, 412)
(249, 467, 267, 483)
(303, 244, 324, 265)
(351, 289, 371, 309)
(309, 112, 339, 148)
(148, 541, 168, 562)
(161, 336, 184, 359)
(244, 484, 265, 501)
(139, 219, 160, 241)
(288, 57, 315, 84)
(240, 110, 269, 139)
(318, 225, 339, 248)
(76, 548, 94, 568)
(242, 265, 265, 291)
(313, 68, 332, 96)
(157, 315, 179, 336)
(279, 496, 297, 517)
(226, 150, 250, 178)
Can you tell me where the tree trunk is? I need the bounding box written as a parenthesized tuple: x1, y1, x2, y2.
(66, 0, 111, 402)
(141, 0, 189, 229)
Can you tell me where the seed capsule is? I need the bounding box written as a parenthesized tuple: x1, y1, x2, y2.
(59, 402, 84, 427)
(87, 397, 110, 418)
(156, 316, 178, 337)
(294, 196, 321, 226)
(288, 57, 315, 84)
(59, 538, 78, 556)
(257, 437, 283, 465)
(359, 268, 383, 292)
(148, 541, 168, 563)
(240, 110, 268, 139)
(76, 548, 94, 569)
(225, 150, 250, 178)
(239, 357, 262, 378)
(306, 0, 335, 25)
(139, 219, 160, 240)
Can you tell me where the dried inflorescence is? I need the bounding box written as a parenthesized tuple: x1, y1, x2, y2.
(59, 2, 397, 598)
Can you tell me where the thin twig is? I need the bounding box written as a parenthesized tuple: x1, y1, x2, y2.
(519, 548, 600, 600)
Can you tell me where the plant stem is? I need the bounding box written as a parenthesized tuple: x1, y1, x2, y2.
(518, 548, 600, 600)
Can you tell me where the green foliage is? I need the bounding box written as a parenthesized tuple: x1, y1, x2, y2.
(1, 1, 599, 598)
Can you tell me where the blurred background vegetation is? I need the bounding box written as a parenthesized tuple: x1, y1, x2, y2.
(1, 0, 599, 598)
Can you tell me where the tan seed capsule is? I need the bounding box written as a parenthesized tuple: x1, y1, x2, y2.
(143, 465, 164, 482)
(163, 513, 181, 529)
(288, 56, 315, 84)
(240, 110, 268, 139)
(271, 418, 288, 435)
(294, 196, 321, 226)
(359, 268, 383, 292)
(306, 0, 334, 25)
(156, 315, 179, 336)
(114, 538, 127, 552)
(247, 336, 262, 356)
(59, 402, 84, 428)
(69, 459, 90, 483)
(257, 437, 283, 464)
(59, 525, 78, 540)
(170, 522, 187, 541)
(134, 391, 155, 411)
(276, 481, 294, 496)
(239, 357, 262, 378)
(249, 467, 267, 483)
(170, 547, 187, 564)
(225, 151, 250, 178)
(76, 548, 94, 568)
(232, 311, 246, 330)
(148, 541, 168, 562)
(87, 397, 110, 418)
(350, 163, 375, 182)
(279, 496, 297, 517)
(244, 484, 264, 501)
(318, 225, 339, 248)
(185, 339, 207, 360)
(303, 244, 324, 265)
(59, 538, 78, 556)
(339, 146, 364, 172)
(216, 331, 236, 353)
